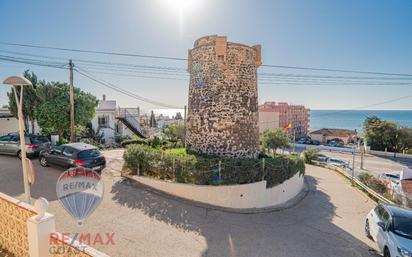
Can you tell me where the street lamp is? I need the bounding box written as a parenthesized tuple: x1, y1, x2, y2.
(3, 76, 32, 203)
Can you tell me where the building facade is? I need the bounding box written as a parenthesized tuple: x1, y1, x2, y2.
(258, 102, 310, 138)
(185, 35, 261, 158)
(91, 95, 143, 144)
(309, 128, 357, 144)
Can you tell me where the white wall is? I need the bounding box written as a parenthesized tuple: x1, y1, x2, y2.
(133, 172, 304, 209)
(0, 117, 18, 136)
(0, 117, 40, 136)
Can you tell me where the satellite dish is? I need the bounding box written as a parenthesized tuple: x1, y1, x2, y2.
(56, 167, 104, 227)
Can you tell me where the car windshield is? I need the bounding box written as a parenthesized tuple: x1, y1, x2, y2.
(393, 216, 412, 239)
(78, 149, 101, 159)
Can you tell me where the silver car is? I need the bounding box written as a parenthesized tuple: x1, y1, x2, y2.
(0, 133, 50, 158)
(366, 204, 412, 257)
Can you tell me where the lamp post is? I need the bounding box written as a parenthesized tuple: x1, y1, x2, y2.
(3, 76, 33, 203)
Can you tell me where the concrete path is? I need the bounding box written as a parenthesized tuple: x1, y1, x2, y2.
(0, 152, 380, 257)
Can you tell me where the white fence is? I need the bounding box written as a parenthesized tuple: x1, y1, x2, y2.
(132, 172, 304, 209)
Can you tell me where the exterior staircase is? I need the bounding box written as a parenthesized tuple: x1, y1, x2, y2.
(115, 108, 148, 138)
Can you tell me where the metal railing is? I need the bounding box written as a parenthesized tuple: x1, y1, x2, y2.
(116, 108, 146, 137)
(320, 162, 395, 205)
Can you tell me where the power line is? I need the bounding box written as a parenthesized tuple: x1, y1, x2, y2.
(311, 94, 412, 118)
(2, 41, 412, 77)
(75, 66, 183, 109)
(0, 42, 187, 61)
(261, 64, 412, 77)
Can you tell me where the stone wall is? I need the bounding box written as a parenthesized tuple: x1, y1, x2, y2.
(186, 35, 261, 158)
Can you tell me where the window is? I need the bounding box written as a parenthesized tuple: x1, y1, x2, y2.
(9, 135, 19, 143)
(52, 146, 64, 155)
(31, 136, 49, 144)
(0, 135, 11, 142)
(98, 116, 109, 128)
(63, 147, 76, 157)
(78, 149, 101, 158)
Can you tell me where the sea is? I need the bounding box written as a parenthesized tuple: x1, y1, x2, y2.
(310, 110, 412, 131)
(150, 108, 412, 132)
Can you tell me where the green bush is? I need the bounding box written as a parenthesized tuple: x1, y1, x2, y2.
(302, 148, 320, 164)
(114, 135, 131, 144)
(123, 145, 305, 188)
(357, 172, 388, 194)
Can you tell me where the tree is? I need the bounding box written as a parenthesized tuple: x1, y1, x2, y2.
(260, 129, 289, 155)
(364, 116, 399, 151)
(35, 82, 97, 139)
(7, 70, 39, 133)
(161, 124, 185, 144)
(399, 128, 412, 152)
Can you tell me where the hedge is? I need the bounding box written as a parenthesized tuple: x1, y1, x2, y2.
(123, 145, 305, 188)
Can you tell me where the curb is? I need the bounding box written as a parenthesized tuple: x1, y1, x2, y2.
(121, 174, 309, 214)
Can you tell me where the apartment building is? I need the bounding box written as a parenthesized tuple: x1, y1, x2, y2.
(258, 102, 310, 138)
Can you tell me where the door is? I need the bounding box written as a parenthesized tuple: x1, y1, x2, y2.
(0, 135, 12, 154)
(370, 205, 383, 240)
(47, 146, 65, 165)
(376, 208, 390, 252)
(61, 147, 77, 168)
(4, 135, 20, 155)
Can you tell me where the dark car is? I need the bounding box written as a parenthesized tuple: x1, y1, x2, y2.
(0, 133, 50, 158)
(39, 143, 106, 172)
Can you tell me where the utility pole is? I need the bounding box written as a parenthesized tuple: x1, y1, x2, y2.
(351, 144, 355, 185)
(184, 105, 187, 147)
(69, 60, 75, 143)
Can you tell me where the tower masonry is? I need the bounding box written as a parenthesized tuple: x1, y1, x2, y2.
(186, 35, 261, 158)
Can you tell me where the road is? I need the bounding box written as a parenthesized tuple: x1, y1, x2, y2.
(0, 151, 380, 257)
(320, 151, 412, 178)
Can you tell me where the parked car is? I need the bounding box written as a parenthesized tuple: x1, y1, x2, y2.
(39, 143, 106, 172)
(311, 140, 320, 145)
(379, 173, 400, 185)
(327, 158, 349, 168)
(0, 133, 50, 158)
(317, 154, 329, 163)
(365, 204, 412, 257)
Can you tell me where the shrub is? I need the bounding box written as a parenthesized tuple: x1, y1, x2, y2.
(357, 172, 388, 194)
(114, 135, 131, 144)
(123, 145, 305, 188)
(302, 148, 320, 164)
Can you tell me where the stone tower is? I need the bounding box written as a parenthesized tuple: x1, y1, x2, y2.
(186, 35, 262, 158)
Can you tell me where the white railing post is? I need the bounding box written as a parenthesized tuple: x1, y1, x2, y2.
(27, 198, 56, 257)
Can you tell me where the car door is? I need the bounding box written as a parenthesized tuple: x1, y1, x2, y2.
(0, 135, 12, 154)
(376, 208, 390, 252)
(47, 146, 65, 165)
(370, 205, 383, 240)
(5, 135, 20, 155)
(61, 147, 77, 168)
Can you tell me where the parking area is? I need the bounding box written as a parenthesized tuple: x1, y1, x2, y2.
(0, 150, 383, 257)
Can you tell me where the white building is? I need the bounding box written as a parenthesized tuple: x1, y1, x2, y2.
(91, 95, 146, 144)
(0, 106, 39, 136)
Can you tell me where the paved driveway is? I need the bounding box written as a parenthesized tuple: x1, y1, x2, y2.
(0, 151, 380, 257)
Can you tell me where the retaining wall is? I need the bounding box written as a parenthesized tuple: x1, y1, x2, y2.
(133, 172, 304, 209)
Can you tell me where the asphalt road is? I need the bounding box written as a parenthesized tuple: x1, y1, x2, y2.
(320, 151, 412, 178)
(0, 151, 381, 257)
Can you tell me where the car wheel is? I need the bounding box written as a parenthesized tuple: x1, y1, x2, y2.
(384, 247, 391, 257)
(17, 151, 22, 159)
(365, 219, 372, 239)
(39, 156, 48, 167)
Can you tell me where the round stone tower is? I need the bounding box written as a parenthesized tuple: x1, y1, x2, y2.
(186, 35, 262, 158)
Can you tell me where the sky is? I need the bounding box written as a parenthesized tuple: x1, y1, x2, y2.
(0, 0, 412, 113)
